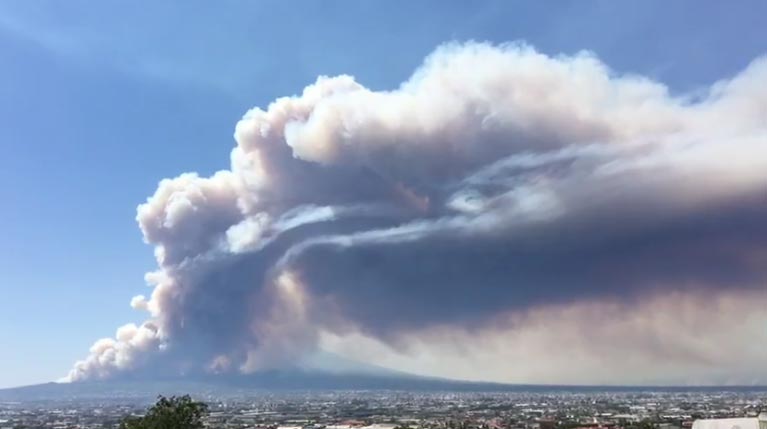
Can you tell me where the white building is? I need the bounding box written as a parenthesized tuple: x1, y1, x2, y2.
(692, 413, 767, 429)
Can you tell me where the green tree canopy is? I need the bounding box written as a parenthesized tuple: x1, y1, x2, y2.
(120, 395, 209, 429)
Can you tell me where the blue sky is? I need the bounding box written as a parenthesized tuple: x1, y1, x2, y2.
(1, 1, 766, 388)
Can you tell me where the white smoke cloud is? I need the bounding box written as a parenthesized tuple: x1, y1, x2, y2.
(65, 42, 767, 384)
(66, 322, 163, 382)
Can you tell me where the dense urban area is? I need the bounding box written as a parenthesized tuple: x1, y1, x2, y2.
(1, 389, 765, 429)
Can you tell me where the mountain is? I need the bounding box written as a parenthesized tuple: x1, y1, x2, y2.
(2, 353, 766, 402)
(3, 370, 767, 402)
(0, 353, 512, 401)
(0, 369, 507, 402)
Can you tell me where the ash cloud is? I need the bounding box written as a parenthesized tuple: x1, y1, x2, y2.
(66, 43, 767, 383)
(321, 288, 767, 386)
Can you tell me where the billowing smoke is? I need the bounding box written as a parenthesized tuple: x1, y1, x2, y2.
(66, 43, 767, 383)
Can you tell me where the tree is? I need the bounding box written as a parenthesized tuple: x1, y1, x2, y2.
(120, 395, 209, 429)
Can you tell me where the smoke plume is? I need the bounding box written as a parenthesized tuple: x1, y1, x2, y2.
(66, 43, 767, 384)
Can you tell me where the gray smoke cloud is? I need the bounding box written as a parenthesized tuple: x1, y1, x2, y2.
(65, 42, 767, 383)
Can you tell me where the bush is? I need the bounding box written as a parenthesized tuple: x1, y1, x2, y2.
(120, 395, 209, 429)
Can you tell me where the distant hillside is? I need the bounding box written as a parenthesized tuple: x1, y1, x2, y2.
(0, 369, 512, 401)
(1, 366, 765, 402)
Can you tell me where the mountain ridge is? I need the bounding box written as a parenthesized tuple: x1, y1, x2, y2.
(2, 367, 767, 402)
